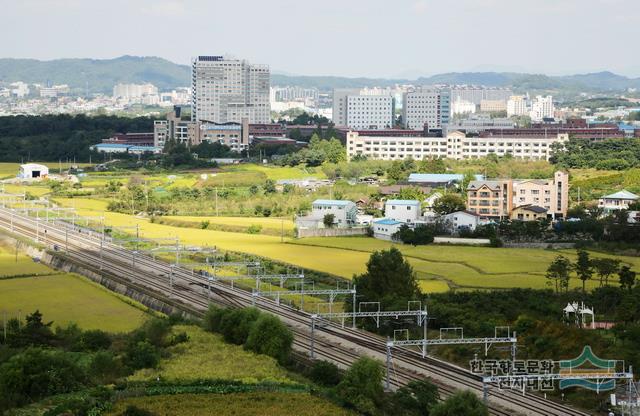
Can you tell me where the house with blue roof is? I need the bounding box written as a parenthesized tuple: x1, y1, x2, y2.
(598, 190, 639, 213)
(408, 173, 484, 187)
(372, 218, 404, 240)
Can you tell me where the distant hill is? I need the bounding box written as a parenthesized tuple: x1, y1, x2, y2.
(0, 56, 190, 94)
(1, 56, 639, 95)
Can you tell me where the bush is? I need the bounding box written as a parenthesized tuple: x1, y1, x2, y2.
(247, 224, 262, 234)
(121, 405, 157, 416)
(142, 318, 171, 347)
(89, 351, 122, 384)
(125, 341, 159, 370)
(79, 329, 112, 351)
(200, 220, 210, 229)
(0, 348, 88, 411)
(244, 314, 294, 364)
(219, 308, 261, 345)
(309, 360, 342, 386)
(202, 306, 226, 333)
(430, 390, 488, 416)
(336, 357, 384, 415)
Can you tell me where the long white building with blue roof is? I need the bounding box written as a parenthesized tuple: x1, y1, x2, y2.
(296, 199, 357, 229)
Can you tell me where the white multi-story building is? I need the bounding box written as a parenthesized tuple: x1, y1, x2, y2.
(39, 84, 70, 98)
(345, 95, 393, 130)
(332, 89, 393, 129)
(10, 82, 30, 98)
(402, 87, 450, 130)
(191, 55, 270, 124)
(449, 86, 513, 105)
(113, 83, 158, 99)
(479, 99, 507, 113)
(346, 130, 568, 161)
(530, 95, 555, 121)
(451, 97, 476, 115)
(507, 95, 530, 117)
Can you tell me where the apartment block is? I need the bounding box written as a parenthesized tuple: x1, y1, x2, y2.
(507, 95, 530, 117)
(530, 95, 555, 122)
(346, 130, 568, 161)
(191, 55, 270, 124)
(466, 171, 569, 220)
(402, 87, 450, 130)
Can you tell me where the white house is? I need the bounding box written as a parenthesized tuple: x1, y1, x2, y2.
(443, 210, 480, 232)
(296, 199, 357, 228)
(384, 200, 421, 223)
(372, 218, 404, 240)
(598, 190, 639, 213)
(18, 163, 49, 179)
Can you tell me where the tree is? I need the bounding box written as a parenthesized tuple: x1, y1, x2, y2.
(390, 379, 439, 416)
(352, 248, 420, 310)
(430, 390, 488, 416)
(309, 360, 342, 387)
(393, 224, 436, 246)
(417, 158, 447, 174)
(619, 266, 637, 292)
(433, 194, 466, 215)
(546, 255, 571, 293)
(592, 258, 621, 287)
(244, 314, 293, 364)
(264, 179, 276, 194)
(323, 213, 335, 228)
(336, 357, 384, 415)
(574, 249, 593, 293)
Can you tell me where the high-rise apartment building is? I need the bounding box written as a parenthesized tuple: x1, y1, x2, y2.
(402, 87, 450, 130)
(507, 95, 530, 117)
(529, 95, 554, 122)
(191, 55, 270, 124)
(449, 86, 513, 105)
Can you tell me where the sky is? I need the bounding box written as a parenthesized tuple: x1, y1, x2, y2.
(2, 0, 639, 78)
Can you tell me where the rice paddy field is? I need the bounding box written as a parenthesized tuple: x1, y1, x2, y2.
(0, 243, 149, 332)
(107, 392, 354, 416)
(129, 325, 292, 383)
(163, 215, 295, 231)
(50, 197, 640, 293)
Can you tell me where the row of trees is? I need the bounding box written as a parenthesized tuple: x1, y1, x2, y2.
(546, 250, 636, 293)
(550, 137, 640, 170)
(273, 134, 346, 166)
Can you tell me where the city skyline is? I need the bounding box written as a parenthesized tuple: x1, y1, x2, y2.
(2, 0, 639, 78)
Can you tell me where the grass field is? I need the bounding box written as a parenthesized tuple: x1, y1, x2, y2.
(107, 392, 354, 416)
(53, 198, 640, 293)
(0, 273, 149, 332)
(129, 325, 292, 383)
(163, 215, 295, 231)
(221, 164, 326, 181)
(0, 242, 53, 277)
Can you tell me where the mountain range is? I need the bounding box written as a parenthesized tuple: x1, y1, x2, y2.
(1, 56, 639, 95)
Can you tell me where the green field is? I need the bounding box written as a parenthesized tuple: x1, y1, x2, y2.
(129, 325, 292, 383)
(221, 164, 326, 180)
(164, 215, 295, 231)
(0, 242, 53, 277)
(107, 392, 354, 416)
(0, 273, 149, 332)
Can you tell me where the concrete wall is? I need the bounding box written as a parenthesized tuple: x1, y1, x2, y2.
(503, 242, 575, 249)
(433, 236, 490, 245)
(297, 227, 368, 238)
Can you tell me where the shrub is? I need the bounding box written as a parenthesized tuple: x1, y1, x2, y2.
(121, 405, 157, 416)
(80, 329, 112, 351)
(219, 308, 261, 345)
(336, 357, 384, 415)
(247, 224, 262, 234)
(125, 341, 159, 370)
(89, 351, 122, 384)
(142, 318, 171, 347)
(309, 360, 342, 386)
(200, 220, 210, 229)
(245, 314, 294, 364)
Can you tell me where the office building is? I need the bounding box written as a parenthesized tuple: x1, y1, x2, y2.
(449, 86, 513, 105)
(191, 55, 270, 124)
(332, 89, 393, 129)
(479, 99, 507, 113)
(113, 83, 158, 99)
(402, 87, 450, 130)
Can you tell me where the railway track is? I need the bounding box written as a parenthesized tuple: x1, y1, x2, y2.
(0, 208, 591, 416)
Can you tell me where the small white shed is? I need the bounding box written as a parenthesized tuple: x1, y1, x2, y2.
(19, 163, 49, 179)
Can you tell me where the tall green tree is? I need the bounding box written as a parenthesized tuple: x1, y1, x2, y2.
(592, 258, 621, 287)
(619, 266, 637, 292)
(352, 248, 420, 310)
(546, 255, 571, 293)
(574, 250, 593, 293)
(433, 194, 466, 215)
(390, 379, 439, 416)
(336, 357, 384, 415)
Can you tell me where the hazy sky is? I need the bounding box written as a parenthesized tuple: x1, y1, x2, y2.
(2, 0, 639, 78)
